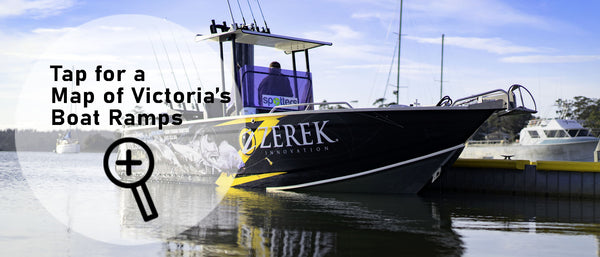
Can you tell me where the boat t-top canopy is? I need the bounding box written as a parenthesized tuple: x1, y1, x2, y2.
(193, 20, 332, 116)
(196, 29, 332, 54)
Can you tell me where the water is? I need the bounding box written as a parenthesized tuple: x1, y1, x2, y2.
(1, 152, 599, 256)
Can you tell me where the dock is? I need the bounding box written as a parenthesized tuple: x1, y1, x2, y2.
(425, 159, 600, 198)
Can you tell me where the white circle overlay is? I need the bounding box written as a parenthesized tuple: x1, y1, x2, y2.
(15, 14, 238, 245)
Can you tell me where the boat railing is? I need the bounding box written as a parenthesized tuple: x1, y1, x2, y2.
(451, 84, 537, 116)
(269, 102, 354, 113)
(466, 140, 511, 146)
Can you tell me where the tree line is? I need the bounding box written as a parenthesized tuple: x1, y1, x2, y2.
(470, 96, 600, 141)
(555, 96, 600, 129)
(471, 113, 533, 141)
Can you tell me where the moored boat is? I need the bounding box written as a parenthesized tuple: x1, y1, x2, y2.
(56, 131, 80, 154)
(460, 118, 599, 161)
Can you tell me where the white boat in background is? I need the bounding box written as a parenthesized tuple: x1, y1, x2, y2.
(460, 119, 599, 161)
(56, 131, 80, 154)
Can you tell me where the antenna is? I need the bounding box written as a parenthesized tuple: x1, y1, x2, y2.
(246, 0, 258, 27)
(440, 34, 444, 99)
(437, 34, 448, 99)
(157, 29, 185, 110)
(226, 0, 237, 28)
(383, 40, 398, 101)
(235, 0, 247, 25)
(183, 34, 204, 88)
(255, 0, 270, 32)
(167, 20, 199, 111)
(396, 0, 403, 105)
(148, 36, 172, 109)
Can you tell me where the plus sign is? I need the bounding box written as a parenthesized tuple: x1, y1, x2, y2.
(116, 149, 143, 176)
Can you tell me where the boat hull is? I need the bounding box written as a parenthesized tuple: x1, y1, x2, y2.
(56, 143, 80, 154)
(266, 145, 464, 194)
(460, 139, 599, 162)
(122, 107, 498, 193)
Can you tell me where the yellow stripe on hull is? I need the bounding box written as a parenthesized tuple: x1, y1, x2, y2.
(231, 172, 287, 187)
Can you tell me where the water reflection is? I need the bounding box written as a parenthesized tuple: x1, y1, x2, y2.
(138, 188, 600, 257)
(8, 151, 600, 256)
(421, 192, 600, 256)
(119, 182, 227, 241)
(153, 189, 464, 257)
(17, 151, 228, 244)
(425, 192, 600, 234)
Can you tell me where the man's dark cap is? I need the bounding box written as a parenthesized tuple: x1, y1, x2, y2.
(269, 61, 281, 69)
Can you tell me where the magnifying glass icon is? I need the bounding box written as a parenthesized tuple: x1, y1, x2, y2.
(103, 137, 158, 222)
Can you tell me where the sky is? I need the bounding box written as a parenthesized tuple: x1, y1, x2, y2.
(1, 0, 600, 129)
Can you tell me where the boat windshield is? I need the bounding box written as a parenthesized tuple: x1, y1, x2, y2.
(528, 130, 540, 138)
(544, 130, 568, 138)
(568, 129, 591, 137)
(239, 65, 313, 112)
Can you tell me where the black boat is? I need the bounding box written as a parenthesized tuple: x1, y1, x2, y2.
(119, 20, 536, 194)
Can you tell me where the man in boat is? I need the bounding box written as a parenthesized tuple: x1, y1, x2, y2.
(257, 61, 293, 106)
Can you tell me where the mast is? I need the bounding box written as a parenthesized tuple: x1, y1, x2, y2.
(440, 33, 444, 99)
(396, 0, 403, 104)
